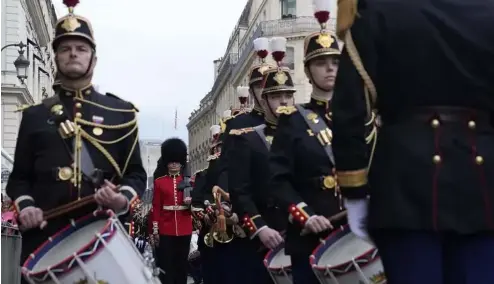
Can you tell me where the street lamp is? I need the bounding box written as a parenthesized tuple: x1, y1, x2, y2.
(1, 41, 31, 84)
(13, 49, 30, 84)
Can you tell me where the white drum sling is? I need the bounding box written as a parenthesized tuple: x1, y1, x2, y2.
(22, 210, 161, 284)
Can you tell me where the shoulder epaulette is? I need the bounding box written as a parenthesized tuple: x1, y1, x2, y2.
(15, 104, 37, 112)
(229, 127, 254, 136)
(276, 105, 297, 115)
(105, 92, 139, 112)
(336, 0, 358, 38)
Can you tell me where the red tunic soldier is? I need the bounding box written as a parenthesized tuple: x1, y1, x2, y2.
(150, 138, 193, 284)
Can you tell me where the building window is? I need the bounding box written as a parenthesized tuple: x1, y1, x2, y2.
(283, 46, 295, 70)
(281, 0, 296, 19)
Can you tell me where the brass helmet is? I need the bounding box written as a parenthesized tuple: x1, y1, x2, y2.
(261, 37, 296, 96)
(303, 0, 340, 64)
(52, 0, 96, 51)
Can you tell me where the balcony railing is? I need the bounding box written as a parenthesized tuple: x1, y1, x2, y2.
(209, 52, 238, 101)
(232, 16, 336, 80)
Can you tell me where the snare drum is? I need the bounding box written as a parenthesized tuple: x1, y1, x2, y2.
(263, 245, 292, 284)
(22, 210, 161, 284)
(310, 225, 386, 284)
(2, 222, 22, 284)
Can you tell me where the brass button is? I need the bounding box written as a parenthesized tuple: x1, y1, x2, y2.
(65, 91, 72, 96)
(475, 156, 484, 165)
(57, 167, 73, 181)
(468, 120, 476, 129)
(75, 102, 82, 108)
(85, 90, 91, 95)
(433, 155, 441, 164)
(431, 119, 440, 128)
(75, 112, 82, 118)
(323, 176, 336, 189)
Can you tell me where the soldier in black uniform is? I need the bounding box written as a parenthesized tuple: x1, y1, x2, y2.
(267, 15, 350, 284)
(190, 125, 223, 284)
(332, 0, 494, 283)
(213, 44, 275, 195)
(6, 2, 146, 279)
(228, 37, 295, 284)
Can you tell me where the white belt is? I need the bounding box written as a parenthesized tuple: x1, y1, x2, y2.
(162, 205, 188, 211)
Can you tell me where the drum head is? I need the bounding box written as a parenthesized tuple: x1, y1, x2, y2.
(264, 246, 291, 269)
(310, 225, 375, 271)
(23, 210, 115, 276)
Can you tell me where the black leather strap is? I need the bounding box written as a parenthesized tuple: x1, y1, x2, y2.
(295, 105, 335, 165)
(253, 124, 270, 150)
(42, 94, 103, 187)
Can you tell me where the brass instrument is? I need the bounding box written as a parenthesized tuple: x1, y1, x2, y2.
(212, 192, 234, 244)
(203, 187, 243, 247)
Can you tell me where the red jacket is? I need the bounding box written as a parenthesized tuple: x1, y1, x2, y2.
(150, 175, 193, 236)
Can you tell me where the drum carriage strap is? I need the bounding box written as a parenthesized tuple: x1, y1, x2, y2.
(253, 124, 271, 150)
(42, 94, 104, 188)
(295, 105, 335, 165)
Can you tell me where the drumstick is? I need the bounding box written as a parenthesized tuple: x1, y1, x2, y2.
(44, 195, 96, 220)
(300, 210, 347, 236)
(44, 181, 121, 220)
(43, 194, 94, 216)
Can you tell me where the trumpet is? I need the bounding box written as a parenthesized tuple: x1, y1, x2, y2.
(203, 187, 245, 247)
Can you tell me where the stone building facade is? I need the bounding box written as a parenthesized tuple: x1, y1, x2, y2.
(187, 0, 337, 172)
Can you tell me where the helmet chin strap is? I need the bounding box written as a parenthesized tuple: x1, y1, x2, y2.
(263, 95, 279, 122)
(56, 50, 95, 83)
(249, 85, 264, 111)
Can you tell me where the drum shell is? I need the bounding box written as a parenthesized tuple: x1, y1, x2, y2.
(2, 225, 22, 284)
(22, 211, 161, 284)
(264, 246, 293, 284)
(310, 226, 387, 284)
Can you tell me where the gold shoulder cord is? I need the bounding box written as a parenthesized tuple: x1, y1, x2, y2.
(338, 0, 378, 169)
(72, 98, 139, 196)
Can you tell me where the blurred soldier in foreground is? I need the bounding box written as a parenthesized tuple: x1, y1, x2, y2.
(7, 2, 145, 282)
(228, 36, 294, 284)
(150, 138, 192, 284)
(332, 0, 494, 283)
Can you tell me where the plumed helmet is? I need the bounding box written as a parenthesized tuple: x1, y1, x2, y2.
(160, 137, 187, 167)
(53, 0, 96, 51)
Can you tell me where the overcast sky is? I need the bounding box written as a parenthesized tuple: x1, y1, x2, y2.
(53, 0, 247, 143)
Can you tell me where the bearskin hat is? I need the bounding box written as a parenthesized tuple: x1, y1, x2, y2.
(160, 137, 187, 167)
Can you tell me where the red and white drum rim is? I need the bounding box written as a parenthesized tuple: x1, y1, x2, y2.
(263, 244, 291, 272)
(22, 210, 118, 281)
(309, 225, 379, 277)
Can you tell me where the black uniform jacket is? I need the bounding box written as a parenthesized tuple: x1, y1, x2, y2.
(215, 109, 264, 191)
(228, 122, 286, 239)
(7, 85, 146, 262)
(268, 98, 345, 255)
(332, 0, 494, 234)
(191, 169, 208, 216)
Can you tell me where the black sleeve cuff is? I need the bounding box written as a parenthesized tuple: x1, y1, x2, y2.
(14, 195, 35, 213)
(288, 202, 315, 227)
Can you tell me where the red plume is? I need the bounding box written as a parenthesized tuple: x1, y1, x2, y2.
(314, 11, 330, 25)
(63, 0, 80, 8)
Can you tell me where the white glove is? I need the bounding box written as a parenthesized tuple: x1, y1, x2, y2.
(344, 198, 372, 244)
